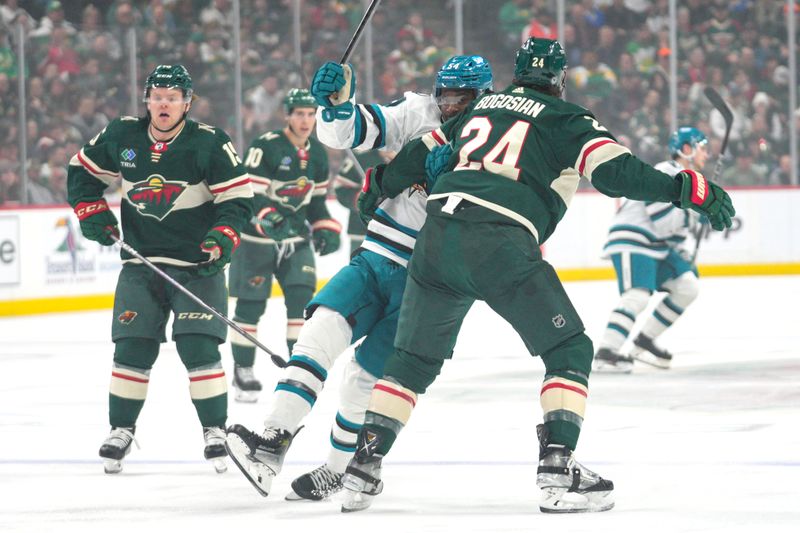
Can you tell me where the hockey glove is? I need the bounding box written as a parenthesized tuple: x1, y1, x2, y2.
(311, 219, 342, 256)
(311, 61, 356, 121)
(73, 199, 119, 246)
(197, 226, 241, 277)
(673, 170, 735, 231)
(252, 207, 295, 241)
(357, 165, 386, 225)
(424, 143, 453, 192)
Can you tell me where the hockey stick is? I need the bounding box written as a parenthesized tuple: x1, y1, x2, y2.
(690, 87, 734, 263)
(334, 0, 383, 181)
(109, 234, 288, 369)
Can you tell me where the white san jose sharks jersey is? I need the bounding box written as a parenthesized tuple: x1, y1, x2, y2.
(603, 159, 699, 259)
(316, 92, 442, 267)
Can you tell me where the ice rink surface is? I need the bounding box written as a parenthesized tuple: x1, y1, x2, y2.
(1, 275, 798, 533)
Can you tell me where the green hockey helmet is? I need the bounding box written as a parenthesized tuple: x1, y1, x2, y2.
(284, 88, 317, 114)
(513, 37, 567, 95)
(143, 64, 193, 102)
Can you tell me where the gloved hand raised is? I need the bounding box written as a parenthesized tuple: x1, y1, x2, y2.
(198, 225, 240, 277)
(356, 165, 386, 225)
(311, 61, 356, 121)
(424, 143, 453, 192)
(311, 219, 342, 256)
(673, 170, 735, 231)
(252, 207, 295, 241)
(73, 198, 119, 246)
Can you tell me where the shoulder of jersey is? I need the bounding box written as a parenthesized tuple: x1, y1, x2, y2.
(108, 116, 148, 135)
(252, 130, 283, 145)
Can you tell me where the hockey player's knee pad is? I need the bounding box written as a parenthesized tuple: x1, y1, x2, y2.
(664, 272, 699, 308)
(382, 349, 444, 395)
(233, 298, 267, 324)
(284, 285, 314, 318)
(619, 288, 650, 316)
(113, 337, 159, 369)
(541, 332, 594, 379)
(291, 305, 352, 369)
(175, 333, 221, 368)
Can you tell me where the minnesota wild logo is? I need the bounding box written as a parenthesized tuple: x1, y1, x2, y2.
(127, 175, 187, 220)
(270, 177, 313, 211)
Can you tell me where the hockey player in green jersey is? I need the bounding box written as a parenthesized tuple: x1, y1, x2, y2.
(341, 38, 735, 513)
(66, 64, 253, 474)
(227, 88, 341, 402)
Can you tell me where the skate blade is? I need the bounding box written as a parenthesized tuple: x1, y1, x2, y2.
(234, 389, 260, 403)
(225, 434, 276, 497)
(341, 488, 374, 513)
(103, 459, 123, 474)
(632, 352, 671, 369)
(210, 457, 227, 474)
(539, 487, 615, 513)
(592, 361, 633, 374)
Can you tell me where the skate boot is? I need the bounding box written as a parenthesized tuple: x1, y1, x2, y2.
(341, 431, 384, 513)
(593, 347, 634, 374)
(203, 426, 228, 474)
(225, 424, 294, 496)
(285, 464, 344, 501)
(99, 427, 137, 474)
(536, 424, 614, 513)
(232, 365, 262, 403)
(631, 334, 673, 369)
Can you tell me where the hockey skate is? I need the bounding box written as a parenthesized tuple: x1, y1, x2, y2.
(630, 334, 673, 369)
(285, 464, 344, 501)
(99, 427, 137, 474)
(232, 365, 262, 403)
(593, 347, 634, 374)
(203, 426, 228, 473)
(536, 424, 614, 513)
(225, 424, 294, 496)
(341, 431, 384, 513)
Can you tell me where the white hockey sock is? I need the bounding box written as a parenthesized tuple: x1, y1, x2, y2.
(325, 358, 376, 473)
(599, 288, 649, 351)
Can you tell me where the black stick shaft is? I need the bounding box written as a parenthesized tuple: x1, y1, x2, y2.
(340, 0, 382, 64)
(110, 234, 287, 368)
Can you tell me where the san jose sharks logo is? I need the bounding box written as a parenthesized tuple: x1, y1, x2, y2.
(127, 175, 187, 220)
(269, 177, 313, 212)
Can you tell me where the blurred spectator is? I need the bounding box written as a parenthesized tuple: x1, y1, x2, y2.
(569, 50, 617, 106)
(604, 0, 641, 36)
(499, 0, 533, 48)
(247, 74, 283, 131)
(29, 1, 76, 40)
(721, 141, 767, 185)
(768, 154, 792, 186)
(26, 160, 58, 204)
(0, 0, 33, 27)
(68, 95, 109, 140)
(0, 163, 21, 204)
(522, 9, 557, 42)
(200, 0, 234, 30)
(37, 26, 81, 79)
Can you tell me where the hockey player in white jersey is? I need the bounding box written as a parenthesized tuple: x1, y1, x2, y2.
(594, 127, 708, 372)
(225, 55, 494, 500)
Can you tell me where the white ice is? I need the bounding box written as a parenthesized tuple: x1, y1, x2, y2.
(1, 276, 798, 533)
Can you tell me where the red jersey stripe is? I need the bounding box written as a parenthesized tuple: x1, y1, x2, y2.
(541, 382, 588, 398)
(374, 383, 417, 407)
(111, 372, 149, 384)
(578, 139, 616, 175)
(189, 372, 226, 382)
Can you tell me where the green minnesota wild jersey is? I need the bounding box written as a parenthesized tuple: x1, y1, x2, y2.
(241, 130, 332, 242)
(335, 150, 385, 237)
(67, 117, 253, 265)
(385, 85, 681, 245)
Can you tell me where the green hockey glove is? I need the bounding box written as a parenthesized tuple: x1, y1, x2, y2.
(73, 199, 119, 246)
(357, 165, 386, 225)
(197, 225, 240, 277)
(674, 170, 735, 231)
(252, 207, 295, 241)
(311, 219, 342, 256)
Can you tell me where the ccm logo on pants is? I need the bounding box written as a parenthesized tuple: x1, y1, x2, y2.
(177, 312, 214, 320)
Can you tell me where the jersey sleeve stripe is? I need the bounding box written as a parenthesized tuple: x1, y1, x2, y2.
(76, 150, 120, 181)
(210, 175, 251, 194)
(312, 179, 330, 196)
(366, 104, 387, 149)
(351, 105, 368, 149)
(577, 139, 632, 180)
(421, 128, 447, 151)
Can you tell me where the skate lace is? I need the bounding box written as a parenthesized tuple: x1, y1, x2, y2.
(236, 366, 256, 381)
(308, 465, 341, 490)
(108, 427, 140, 450)
(204, 426, 226, 445)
